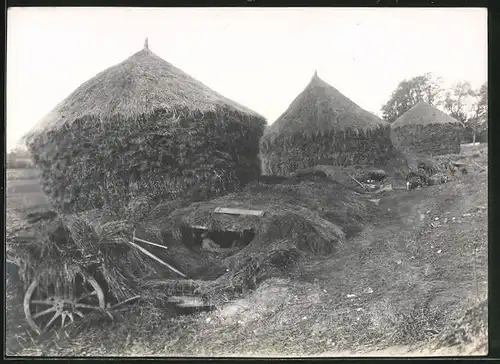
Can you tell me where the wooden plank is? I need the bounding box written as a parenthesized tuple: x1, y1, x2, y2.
(177, 301, 210, 308)
(214, 207, 265, 216)
(168, 296, 210, 308)
(126, 240, 186, 278)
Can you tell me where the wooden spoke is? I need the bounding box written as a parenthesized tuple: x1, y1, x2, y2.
(31, 300, 53, 305)
(77, 291, 97, 302)
(33, 307, 56, 319)
(60, 313, 66, 329)
(44, 312, 61, 331)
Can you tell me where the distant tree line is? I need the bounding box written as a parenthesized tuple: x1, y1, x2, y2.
(7, 147, 34, 169)
(381, 73, 488, 143)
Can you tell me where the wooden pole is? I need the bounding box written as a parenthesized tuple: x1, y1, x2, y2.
(110, 295, 141, 310)
(347, 173, 365, 189)
(472, 159, 486, 172)
(133, 236, 169, 251)
(133, 228, 169, 251)
(126, 240, 186, 278)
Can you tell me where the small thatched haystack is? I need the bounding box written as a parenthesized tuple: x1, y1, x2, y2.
(24, 40, 266, 213)
(259, 72, 392, 176)
(391, 102, 462, 156)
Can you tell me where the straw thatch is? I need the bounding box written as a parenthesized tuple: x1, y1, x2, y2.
(137, 173, 379, 301)
(391, 102, 462, 156)
(23, 40, 266, 213)
(7, 207, 171, 302)
(260, 72, 393, 176)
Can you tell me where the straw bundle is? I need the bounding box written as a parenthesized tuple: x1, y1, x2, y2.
(23, 41, 266, 214)
(260, 72, 393, 176)
(8, 214, 86, 292)
(8, 206, 167, 302)
(391, 102, 462, 156)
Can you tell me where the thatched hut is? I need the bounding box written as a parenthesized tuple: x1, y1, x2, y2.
(259, 72, 392, 176)
(390, 102, 462, 156)
(23, 39, 266, 213)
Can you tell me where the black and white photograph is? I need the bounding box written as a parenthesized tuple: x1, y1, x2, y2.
(6, 7, 488, 357)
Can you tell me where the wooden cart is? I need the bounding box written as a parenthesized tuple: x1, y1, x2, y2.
(9, 207, 263, 334)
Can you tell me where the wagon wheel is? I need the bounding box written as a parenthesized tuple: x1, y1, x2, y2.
(23, 273, 106, 335)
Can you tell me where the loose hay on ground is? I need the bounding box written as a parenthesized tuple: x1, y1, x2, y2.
(137, 174, 379, 304)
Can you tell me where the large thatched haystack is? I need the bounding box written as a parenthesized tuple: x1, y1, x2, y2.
(24, 40, 266, 213)
(259, 72, 392, 176)
(391, 102, 462, 156)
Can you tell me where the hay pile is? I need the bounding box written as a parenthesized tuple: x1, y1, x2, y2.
(260, 72, 393, 176)
(402, 151, 483, 188)
(23, 41, 266, 214)
(7, 206, 175, 302)
(139, 174, 379, 303)
(294, 165, 389, 191)
(391, 102, 462, 156)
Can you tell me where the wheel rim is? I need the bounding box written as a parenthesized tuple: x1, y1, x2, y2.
(23, 273, 106, 335)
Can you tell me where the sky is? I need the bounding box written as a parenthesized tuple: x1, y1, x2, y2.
(7, 7, 487, 152)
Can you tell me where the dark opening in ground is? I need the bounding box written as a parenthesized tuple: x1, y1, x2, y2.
(181, 227, 256, 251)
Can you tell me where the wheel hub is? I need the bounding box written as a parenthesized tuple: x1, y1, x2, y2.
(62, 302, 73, 312)
(53, 297, 75, 314)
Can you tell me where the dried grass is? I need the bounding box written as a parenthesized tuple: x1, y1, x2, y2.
(25, 46, 263, 136)
(433, 299, 487, 351)
(23, 46, 266, 213)
(260, 73, 391, 176)
(391, 102, 462, 156)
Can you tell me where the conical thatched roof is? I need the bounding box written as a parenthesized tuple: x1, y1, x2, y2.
(23, 40, 266, 214)
(262, 73, 387, 144)
(26, 40, 263, 138)
(391, 102, 461, 128)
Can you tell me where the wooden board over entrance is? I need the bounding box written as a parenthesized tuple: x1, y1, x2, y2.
(214, 207, 265, 217)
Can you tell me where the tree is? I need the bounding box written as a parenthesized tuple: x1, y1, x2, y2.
(475, 82, 488, 124)
(443, 81, 488, 143)
(381, 73, 444, 123)
(443, 81, 476, 123)
(469, 82, 488, 143)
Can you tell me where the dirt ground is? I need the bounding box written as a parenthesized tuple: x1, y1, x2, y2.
(5, 144, 488, 357)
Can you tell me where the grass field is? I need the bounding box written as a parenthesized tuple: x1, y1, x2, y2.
(5, 144, 488, 357)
